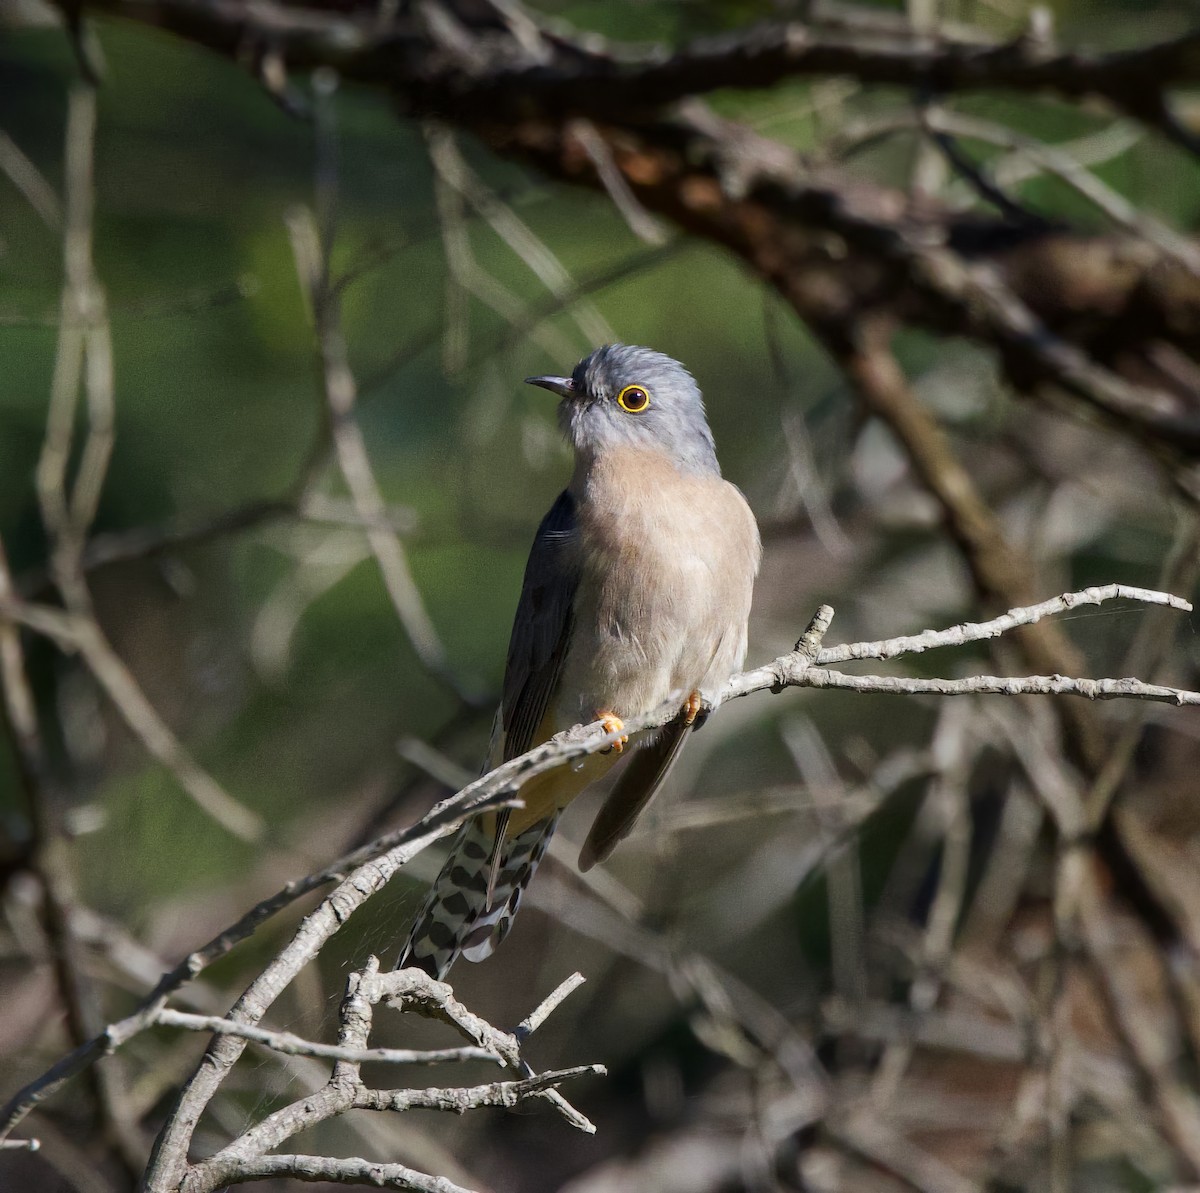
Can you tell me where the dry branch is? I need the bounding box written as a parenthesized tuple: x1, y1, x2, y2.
(287, 205, 477, 706)
(187, 1154, 478, 1192)
(73, 0, 1200, 466)
(2, 583, 1193, 1183)
(6, 8, 1200, 1187)
(814, 584, 1191, 665)
(172, 959, 600, 1193)
(153, 1010, 501, 1067)
(77, 2, 1200, 139)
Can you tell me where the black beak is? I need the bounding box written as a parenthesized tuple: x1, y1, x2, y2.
(524, 375, 576, 398)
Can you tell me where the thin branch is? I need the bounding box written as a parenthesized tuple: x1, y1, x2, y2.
(0, 598, 262, 842)
(75, 621, 264, 839)
(425, 126, 615, 348)
(0, 779, 515, 1147)
(153, 1010, 502, 1067)
(0, 126, 61, 228)
(287, 205, 479, 706)
(357, 1066, 602, 1113)
(16, 86, 264, 844)
(566, 118, 669, 245)
(378, 971, 519, 1066)
(4, 586, 1193, 1155)
(183, 1153, 478, 1192)
(816, 584, 1192, 665)
(925, 108, 1200, 276)
(179, 960, 600, 1192)
(517, 971, 587, 1041)
(424, 131, 580, 365)
(800, 668, 1200, 705)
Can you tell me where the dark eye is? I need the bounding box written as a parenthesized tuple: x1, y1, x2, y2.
(617, 385, 650, 414)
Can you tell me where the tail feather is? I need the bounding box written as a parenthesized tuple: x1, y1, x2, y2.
(462, 814, 558, 961)
(398, 813, 558, 978)
(578, 714, 694, 871)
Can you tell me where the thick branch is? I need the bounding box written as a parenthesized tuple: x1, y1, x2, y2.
(67, 0, 1200, 463)
(82, 2, 1200, 131)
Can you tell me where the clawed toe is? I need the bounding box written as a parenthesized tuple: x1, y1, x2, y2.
(596, 711, 627, 753)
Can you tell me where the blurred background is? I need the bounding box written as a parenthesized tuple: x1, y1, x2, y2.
(2, 0, 1200, 1190)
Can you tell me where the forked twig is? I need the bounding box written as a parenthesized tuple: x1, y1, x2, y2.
(2, 584, 1192, 1171)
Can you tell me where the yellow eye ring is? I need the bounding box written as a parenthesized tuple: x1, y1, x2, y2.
(617, 384, 651, 414)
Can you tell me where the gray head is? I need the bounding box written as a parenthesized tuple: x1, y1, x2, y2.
(525, 344, 719, 476)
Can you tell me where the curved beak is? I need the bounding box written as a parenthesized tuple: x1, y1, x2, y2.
(524, 375, 576, 398)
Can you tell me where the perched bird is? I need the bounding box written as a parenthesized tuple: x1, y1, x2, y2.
(399, 345, 760, 978)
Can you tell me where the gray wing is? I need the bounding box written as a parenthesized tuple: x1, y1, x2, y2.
(501, 490, 580, 762)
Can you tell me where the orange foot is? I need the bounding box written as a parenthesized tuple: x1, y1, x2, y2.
(683, 690, 704, 726)
(596, 710, 627, 753)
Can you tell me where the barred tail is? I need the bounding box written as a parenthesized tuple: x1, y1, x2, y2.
(398, 814, 559, 978)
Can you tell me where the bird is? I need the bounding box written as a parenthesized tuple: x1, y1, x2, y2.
(399, 344, 761, 979)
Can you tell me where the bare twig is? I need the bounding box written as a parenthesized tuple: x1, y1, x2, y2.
(0, 126, 61, 228)
(16, 87, 265, 844)
(782, 718, 867, 1010)
(3, 586, 1193, 1159)
(567, 119, 669, 245)
(153, 1010, 502, 1067)
(35, 87, 111, 608)
(925, 108, 1200, 276)
(517, 971, 587, 1041)
(425, 127, 615, 347)
(175, 959, 600, 1192)
(814, 584, 1191, 665)
(186, 1153, 478, 1192)
(870, 701, 975, 1106)
(424, 130, 579, 365)
(65, 0, 1200, 476)
(288, 203, 478, 705)
(139, 805, 523, 1191)
(799, 668, 1200, 705)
